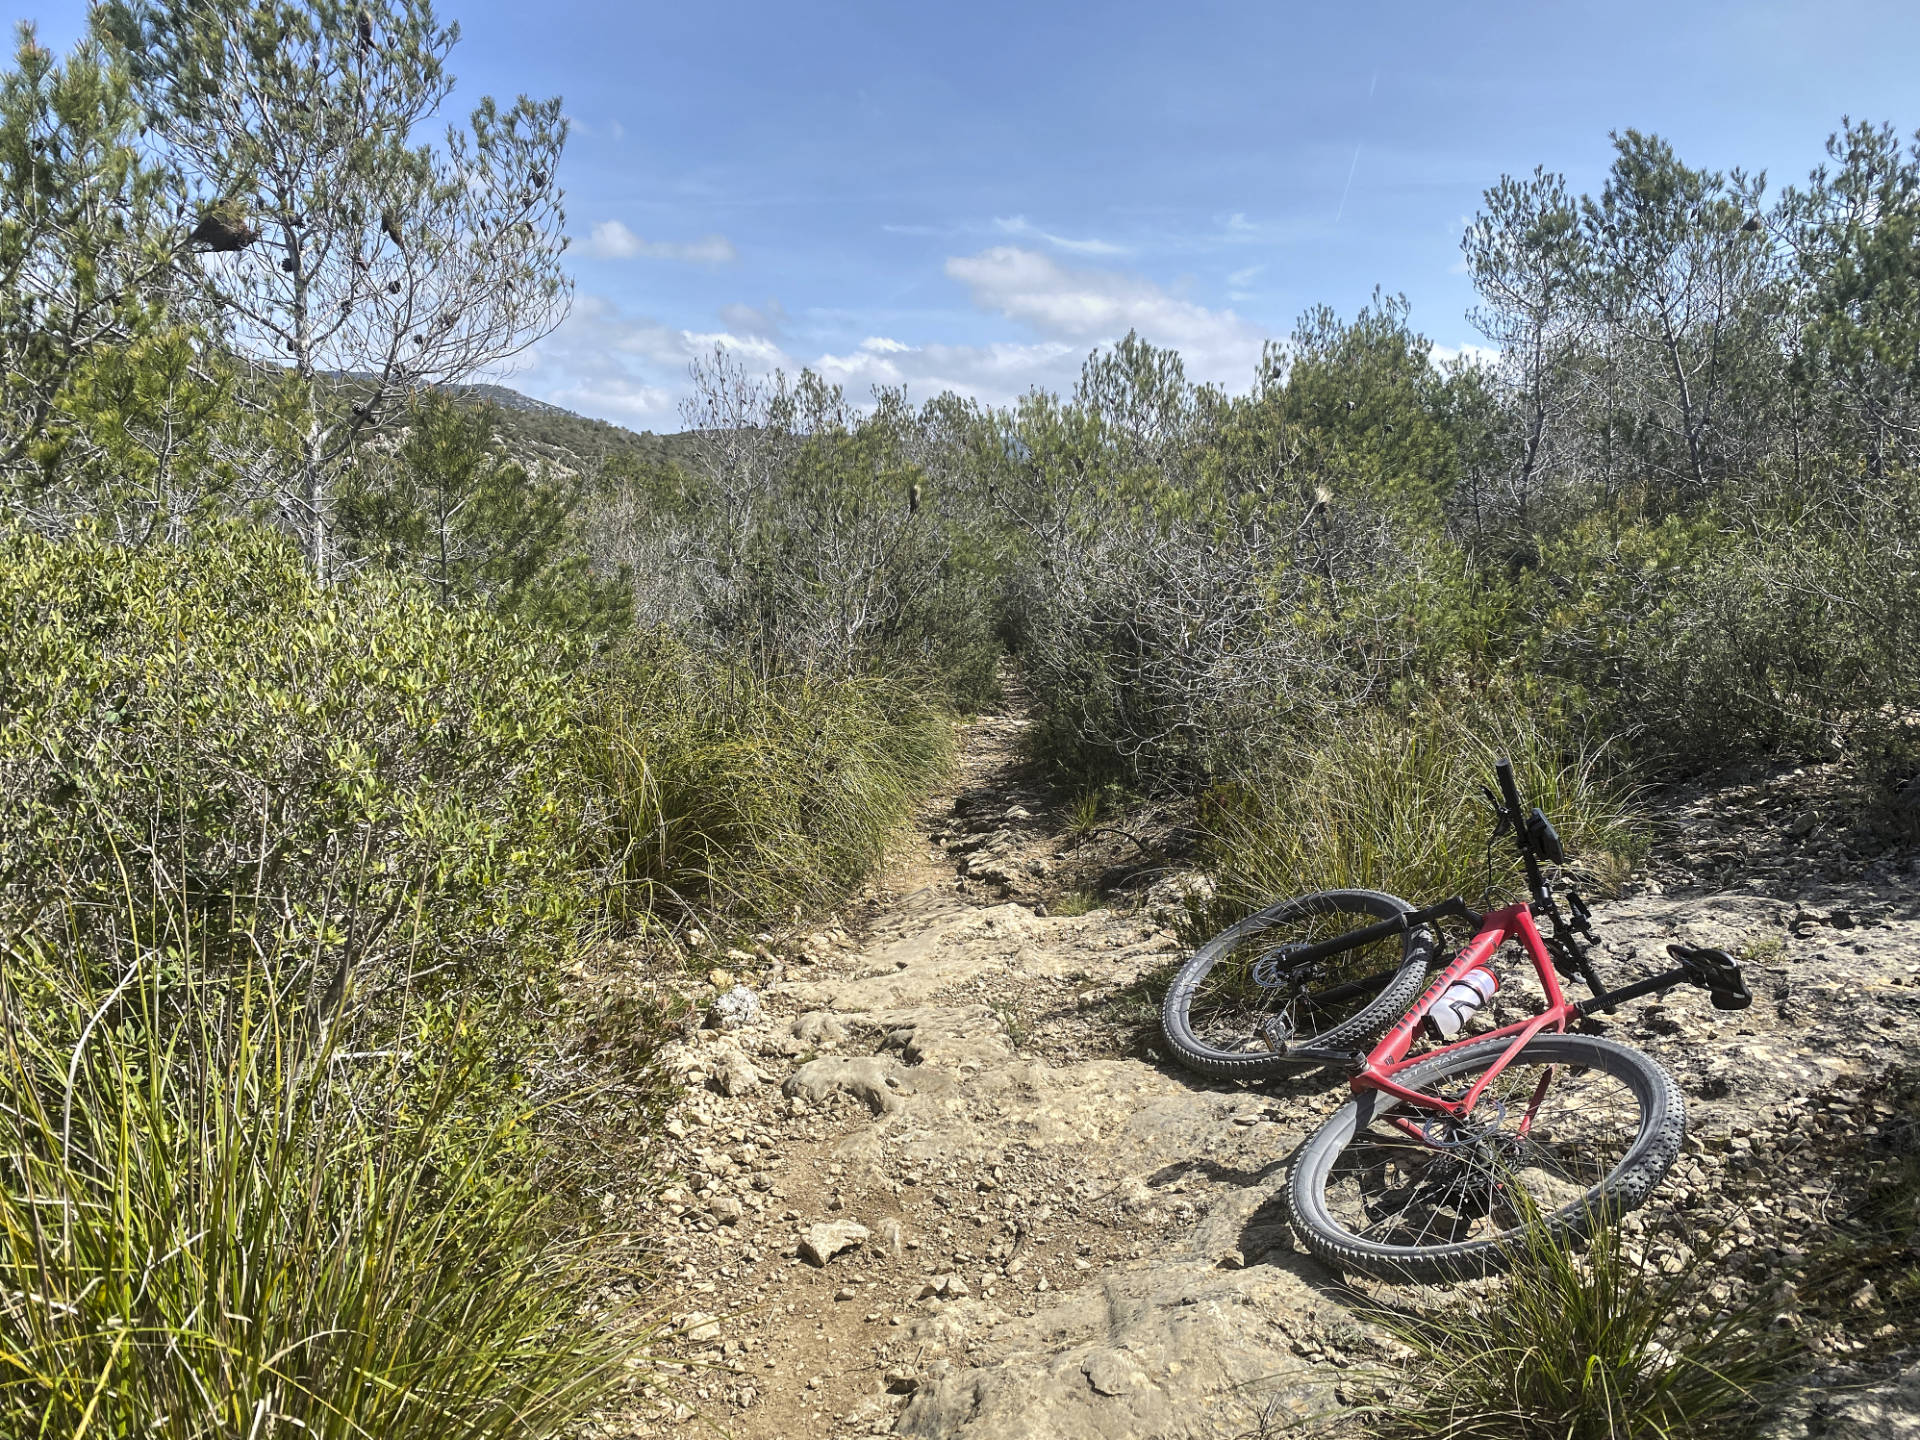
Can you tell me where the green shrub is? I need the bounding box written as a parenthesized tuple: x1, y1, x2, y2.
(0, 521, 587, 1022)
(1524, 482, 1920, 783)
(0, 894, 628, 1439)
(580, 639, 953, 928)
(1200, 697, 1640, 918)
(1377, 1211, 1792, 1440)
(1613, 513, 1920, 778)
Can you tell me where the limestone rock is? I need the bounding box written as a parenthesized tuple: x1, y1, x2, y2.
(798, 1220, 869, 1267)
(708, 983, 763, 1030)
(782, 1055, 911, 1114)
(1081, 1349, 1139, 1397)
(707, 1046, 760, 1097)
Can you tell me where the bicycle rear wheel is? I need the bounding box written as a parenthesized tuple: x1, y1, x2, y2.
(1159, 889, 1435, 1081)
(1286, 1032, 1685, 1283)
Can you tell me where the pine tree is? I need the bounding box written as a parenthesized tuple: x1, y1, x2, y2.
(100, 0, 571, 579)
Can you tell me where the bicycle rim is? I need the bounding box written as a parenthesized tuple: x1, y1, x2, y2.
(1161, 889, 1431, 1079)
(1287, 1033, 1684, 1281)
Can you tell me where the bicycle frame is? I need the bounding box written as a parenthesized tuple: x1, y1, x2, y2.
(1258, 756, 1747, 1140)
(1353, 901, 1572, 1130)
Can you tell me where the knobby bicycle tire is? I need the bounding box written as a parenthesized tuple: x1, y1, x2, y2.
(1285, 1032, 1685, 1283)
(1160, 888, 1436, 1081)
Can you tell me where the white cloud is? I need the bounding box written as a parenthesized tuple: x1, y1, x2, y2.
(507, 294, 791, 425)
(719, 300, 789, 338)
(944, 245, 1268, 387)
(813, 338, 1082, 403)
(994, 215, 1127, 257)
(682, 330, 788, 366)
(583, 220, 737, 264)
(511, 243, 1280, 429)
(1429, 341, 1500, 370)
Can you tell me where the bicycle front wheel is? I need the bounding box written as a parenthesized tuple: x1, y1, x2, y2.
(1160, 888, 1435, 1082)
(1286, 1032, 1685, 1283)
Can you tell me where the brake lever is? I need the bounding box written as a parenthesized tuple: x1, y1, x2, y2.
(1482, 785, 1513, 838)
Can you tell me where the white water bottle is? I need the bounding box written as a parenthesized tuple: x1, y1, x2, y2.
(1426, 967, 1499, 1040)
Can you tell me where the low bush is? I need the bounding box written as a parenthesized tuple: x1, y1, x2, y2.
(1199, 697, 1640, 919)
(579, 639, 954, 929)
(1613, 508, 1920, 780)
(0, 521, 652, 1433)
(1377, 1212, 1792, 1440)
(0, 522, 586, 1025)
(1524, 480, 1920, 784)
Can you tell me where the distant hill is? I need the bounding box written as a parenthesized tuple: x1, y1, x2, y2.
(319, 370, 692, 473)
(447, 383, 688, 471)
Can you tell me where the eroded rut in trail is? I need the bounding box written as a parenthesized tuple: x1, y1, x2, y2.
(589, 702, 1920, 1440)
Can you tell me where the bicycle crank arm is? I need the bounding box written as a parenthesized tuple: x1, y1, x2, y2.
(1574, 946, 1752, 1017)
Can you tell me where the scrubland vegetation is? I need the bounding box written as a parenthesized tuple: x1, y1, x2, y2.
(4, 0, 1920, 1430)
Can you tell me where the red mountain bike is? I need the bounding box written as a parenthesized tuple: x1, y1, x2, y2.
(1161, 758, 1752, 1281)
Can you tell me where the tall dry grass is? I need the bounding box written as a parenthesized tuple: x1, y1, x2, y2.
(1201, 698, 1641, 919)
(581, 647, 953, 929)
(0, 889, 633, 1439)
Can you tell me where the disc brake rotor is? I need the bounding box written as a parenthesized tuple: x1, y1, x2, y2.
(1419, 1098, 1508, 1149)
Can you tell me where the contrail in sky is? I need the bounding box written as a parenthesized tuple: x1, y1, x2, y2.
(1336, 71, 1378, 225)
(1335, 144, 1362, 225)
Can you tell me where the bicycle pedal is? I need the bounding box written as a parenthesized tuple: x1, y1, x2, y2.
(1260, 1015, 1293, 1052)
(1667, 944, 1753, 1011)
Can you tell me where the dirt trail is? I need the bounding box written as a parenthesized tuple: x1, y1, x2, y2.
(590, 699, 1920, 1440)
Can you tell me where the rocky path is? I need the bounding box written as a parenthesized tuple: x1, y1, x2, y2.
(592, 704, 1920, 1440)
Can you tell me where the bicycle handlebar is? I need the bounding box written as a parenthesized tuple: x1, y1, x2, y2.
(1492, 755, 1550, 904)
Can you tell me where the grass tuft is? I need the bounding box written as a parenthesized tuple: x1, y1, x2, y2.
(580, 643, 954, 931)
(1374, 1209, 1793, 1440)
(0, 895, 632, 1439)
(1199, 698, 1641, 924)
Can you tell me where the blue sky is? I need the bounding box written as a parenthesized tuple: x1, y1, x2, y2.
(13, 1, 1920, 430)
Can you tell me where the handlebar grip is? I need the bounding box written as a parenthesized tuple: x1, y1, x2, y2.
(1493, 755, 1525, 820)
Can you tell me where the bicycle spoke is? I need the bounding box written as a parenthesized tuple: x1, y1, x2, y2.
(1187, 904, 1411, 1055)
(1319, 1055, 1645, 1253)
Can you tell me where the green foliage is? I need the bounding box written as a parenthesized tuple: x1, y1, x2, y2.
(0, 521, 587, 1018)
(1783, 120, 1920, 477)
(1200, 696, 1640, 918)
(598, 354, 1003, 708)
(0, 519, 669, 1435)
(579, 640, 953, 928)
(43, 326, 245, 540)
(0, 883, 629, 1438)
(341, 391, 630, 635)
(1377, 1211, 1792, 1440)
(0, 22, 181, 511)
(1270, 289, 1476, 520)
(1000, 330, 1482, 791)
(1516, 478, 1920, 777)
